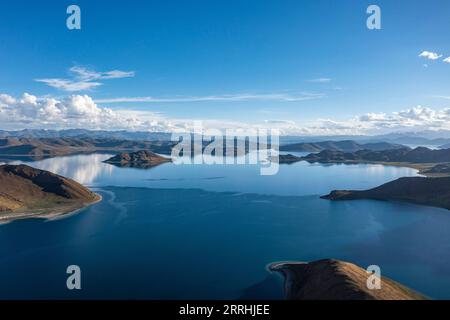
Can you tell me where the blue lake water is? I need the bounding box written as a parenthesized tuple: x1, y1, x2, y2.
(1, 153, 450, 299)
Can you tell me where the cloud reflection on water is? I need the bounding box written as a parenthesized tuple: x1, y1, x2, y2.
(10, 153, 114, 185)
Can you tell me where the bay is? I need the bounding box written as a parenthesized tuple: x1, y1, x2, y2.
(0, 153, 449, 299)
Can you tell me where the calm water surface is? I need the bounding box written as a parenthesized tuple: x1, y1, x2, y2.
(0, 153, 449, 299)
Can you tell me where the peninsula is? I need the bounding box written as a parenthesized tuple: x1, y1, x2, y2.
(269, 259, 426, 300)
(0, 164, 100, 223)
(321, 176, 450, 210)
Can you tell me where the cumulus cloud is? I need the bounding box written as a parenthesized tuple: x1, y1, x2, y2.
(0, 92, 329, 134)
(35, 66, 135, 92)
(280, 106, 450, 136)
(0, 93, 163, 130)
(347, 106, 450, 132)
(2, 93, 450, 135)
(444, 57, 450, 63)
(419, 51, 443, 60)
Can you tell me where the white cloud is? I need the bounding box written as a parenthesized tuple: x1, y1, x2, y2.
(69, 66, 135, 81)
(3, 93, 450, 136)
(307, 78, 332, 83)
(0, 92, 326, 133)
(419, 51, 443, 60)
(264, 120, 296, 125)
(276, 106, 450, 136)
(444, 57, 450, 63)
(434, 95, 450, 100)
(0, 93, 154, 130)
(95, 92, 325, 104)
(35, 79, 102, 92)
(35, 66, 135, 92)
(351, 106, 450, 132)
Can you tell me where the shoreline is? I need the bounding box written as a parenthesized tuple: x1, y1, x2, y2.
(268, 261, 306, 299)
(303, 159, 448, 177)
(278, 154, 448, 177)
(0, 193, 102, 225)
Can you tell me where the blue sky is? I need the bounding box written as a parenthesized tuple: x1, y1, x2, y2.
(1, 0, 450, 134)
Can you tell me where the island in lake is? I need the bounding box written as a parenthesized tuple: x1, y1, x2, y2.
(270, 259, 426, 300)
(104, 150, 172, 168)
(0, 164, 100, 223)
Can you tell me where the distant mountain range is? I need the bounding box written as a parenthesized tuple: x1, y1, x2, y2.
(0, 136, 267, 160)
(303, 147, 450, 164)
(3, 129, 450, 147)
(0, 137, 174, 160)
(0, 129, 172, 141)
(280, 140, 406, 153)
(280, 130, 450, 147)
(3, 129, 450, 161)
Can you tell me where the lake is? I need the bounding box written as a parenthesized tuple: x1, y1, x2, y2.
(0, 153, 450, 299)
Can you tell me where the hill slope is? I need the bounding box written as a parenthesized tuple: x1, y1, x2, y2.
(104, 150, 172, 168)
(0, 165, 100, 222)
(270, 259, 426, 300)
(322, 176, 450, 210)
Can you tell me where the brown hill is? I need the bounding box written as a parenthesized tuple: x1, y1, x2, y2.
(270, 259, 426, 300)
(0, 164, 100, 222)
(321, 176, 450, 210)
